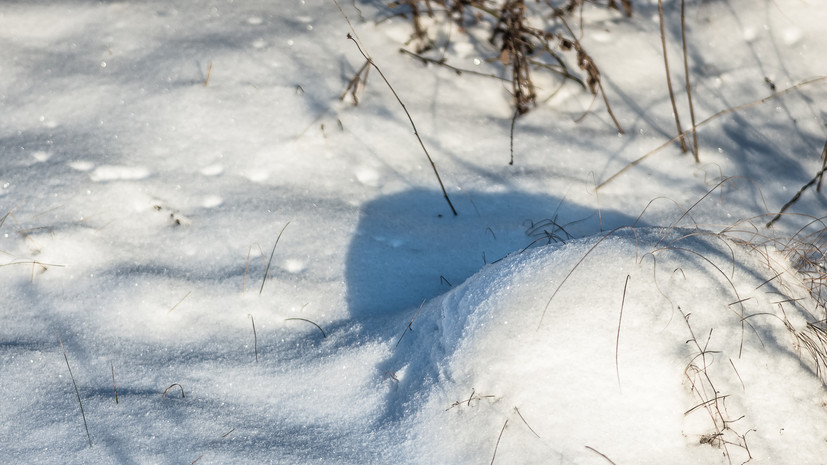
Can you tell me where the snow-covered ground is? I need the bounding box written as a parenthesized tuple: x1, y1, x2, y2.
(2, 0, 827, 463)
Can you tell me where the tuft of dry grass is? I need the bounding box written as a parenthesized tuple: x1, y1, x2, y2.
(680, 308, 752, 463)
(383, 0, 627, 131)
(529, 180, 827, 461)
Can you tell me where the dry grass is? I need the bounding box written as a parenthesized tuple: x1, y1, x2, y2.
(162, 383, 186, 398)
(383, 0, 627, 131)
(680, 308, 752, 463)
(527, 181, 827, 463)
(59, 333, 93, 447)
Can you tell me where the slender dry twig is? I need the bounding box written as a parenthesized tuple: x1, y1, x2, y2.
(818, 139, 827, 191)
(680, 309, 752, 463)
(203, 61, 213, 87)
(539, 226, 637, 328)
(616, 274, 631, 389)
(334, 0, 458, 215)
(585, 445, 618, 465)
(509, 109, 518, 165)
(680, 0, 699, 161)
(490, 419, 509, 465)
(260, 221, 291, 295)
(249, 314, 259, 362)
(596, 76, 827, 190)
(167, 291, 191, 313)
(162, 383, 186, 398)
(658, 0, 687, 153)
(767, 161, 827, 228)
(513, 406, 541, 438)
(399, 48, 511, 82)
(59, 333, 92, 447)
(396, 299, 426, 348)
(446, 388, 497, 410)
(285, 317, 327, 338)
(349, 35, 458, 215)
(557, 15, 624, 134)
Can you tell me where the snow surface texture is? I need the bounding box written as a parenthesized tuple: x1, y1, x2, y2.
(1, 0, 827, 464)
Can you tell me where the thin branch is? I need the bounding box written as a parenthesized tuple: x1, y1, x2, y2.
(596, 76, 827, 190)
(396, 299, 426, 348)
(249, 314, 259, 362)
(514, 406, 541, 438)
(767, 161, 827, 227)
(162, 383, 185, 398)
(260, 221, 291, 295)
(167, 291, 192, 313)
(59, 333, 92, 447)
(399, 48, 509, 81)
(658, 0, 688, 152)
(616, 274, 631, 390)
(509, 109, 518, 165)
(490, 419, 509, 465)
(334, 0, 457, 215)
(585, 445, 618, 465)
(681, 0, 699, 161)
(285, 317, 327, 338)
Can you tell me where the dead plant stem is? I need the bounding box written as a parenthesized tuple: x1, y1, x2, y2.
(334, 0, 457, 215)
(681, 0, 699, 161)
(658, 0, 688, 153)
(596, 76, 827, 190)
(59, 333, 92, 447)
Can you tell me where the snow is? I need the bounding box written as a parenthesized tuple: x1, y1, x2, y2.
(1, 0, 826, 463)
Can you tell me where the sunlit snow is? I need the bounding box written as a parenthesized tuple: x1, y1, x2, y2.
(2, 0, 826, 464)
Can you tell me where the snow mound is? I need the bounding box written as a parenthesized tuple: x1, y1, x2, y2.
(392, 228, 827, 464)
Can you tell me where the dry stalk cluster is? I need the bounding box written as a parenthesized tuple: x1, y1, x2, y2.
(770, 219, 827, 383)
(680, 310, 752, 463)
(378, 0, 628, 126)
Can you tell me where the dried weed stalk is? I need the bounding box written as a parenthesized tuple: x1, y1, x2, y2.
(386, 0, 629, 126)
(680, 309, 752, 464)
(493, 0, 537, 114)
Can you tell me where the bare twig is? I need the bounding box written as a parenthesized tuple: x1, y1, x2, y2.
(167, 291, 192, 313)
(396, 299, 426, 348)
(596, 76, 827, 190)
(399, 48, 510, 82)
(509, 109, 518, 165)
(767, 160, 827, 228)
(59, 333, 92, 447)
(334, 0, 458, 215)
(557, 15, 624, 134)
(285, 317, 327, 338)
(162, 383, 186, 398)
(260, 221, 291, 295)
(204, 61, 213, 87)
(513, 406, 541, 438)
(490, 419, 509, 465)
(249, 314, 259, 362)
(680, 0, 699, 161)
(616, 274, 631, 389)
(585, 445, 618, 465)
(658, 0, 687, 153)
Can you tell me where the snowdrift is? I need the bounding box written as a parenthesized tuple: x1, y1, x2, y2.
(391, 228, 827, 464)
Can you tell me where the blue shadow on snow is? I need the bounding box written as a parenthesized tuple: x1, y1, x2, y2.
(344, 188, 642, 318)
